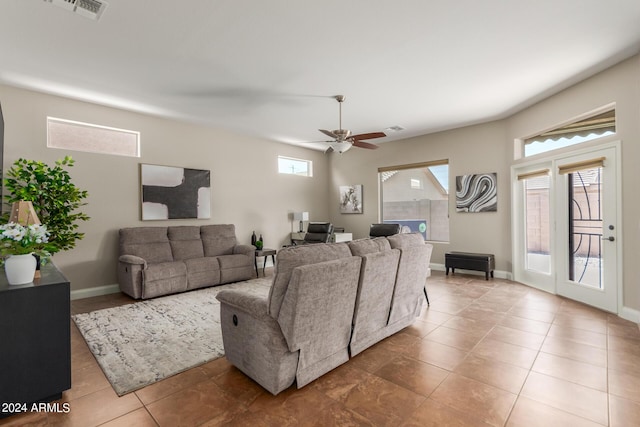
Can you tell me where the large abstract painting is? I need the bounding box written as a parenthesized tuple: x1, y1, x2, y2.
(141, 164, 211, 220)
(339, 185, 363, 214)
(456, 173, 497, 212)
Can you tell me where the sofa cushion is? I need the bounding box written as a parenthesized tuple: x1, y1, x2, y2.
(268, 243, 352, 318)
(201, 224, 237, 257)
(218, 254, 254, 284)
(388, 242, 433, 325)
(185, 257, 220, 290)
(119, 227, 173, 263)
(348, 237, 391, 256)
(387, 232, 426, 248)
(168, 226, 205, 260)
(218, 254, 251, 270)
(277, 256, 362, 388)
(142, 261, 187, 298)
(349, 249, 400, 355)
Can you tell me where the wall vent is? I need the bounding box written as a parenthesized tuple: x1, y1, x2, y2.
(44, 0, 108, 21)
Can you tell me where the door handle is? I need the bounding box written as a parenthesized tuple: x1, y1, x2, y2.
(601, 236, 615, 242)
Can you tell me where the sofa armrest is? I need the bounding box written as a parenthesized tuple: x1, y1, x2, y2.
(233, 244, 256, 258)
(118, 254, 148, 269)
(117, 255, 147, 299)
(216, 290, 298, 395)
(216, 290, 269, 320)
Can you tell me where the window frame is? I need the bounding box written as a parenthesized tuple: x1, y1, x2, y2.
(277, 155, 313, 177)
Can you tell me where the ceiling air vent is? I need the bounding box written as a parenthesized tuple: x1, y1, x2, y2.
(44, 0, 108, 21)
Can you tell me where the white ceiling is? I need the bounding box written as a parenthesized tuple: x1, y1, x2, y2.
(1, 0, 640, 151)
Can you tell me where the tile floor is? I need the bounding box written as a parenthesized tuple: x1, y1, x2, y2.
(1, 270, 639, 426)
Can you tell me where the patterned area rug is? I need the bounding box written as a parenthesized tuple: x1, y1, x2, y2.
(72, 278, 271, 396)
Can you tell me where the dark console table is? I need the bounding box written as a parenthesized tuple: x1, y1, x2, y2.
(0, 263, 71, 418)
(445, 252, 495, 280)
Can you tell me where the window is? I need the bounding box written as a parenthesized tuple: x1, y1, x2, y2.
(523, 109, 615, 157)
(47, 117, 140, 157)
(379, 160, 449, 242)
(278, 156, 312, 177)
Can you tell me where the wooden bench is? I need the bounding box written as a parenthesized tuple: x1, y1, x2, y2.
(445, 252, 495, 280)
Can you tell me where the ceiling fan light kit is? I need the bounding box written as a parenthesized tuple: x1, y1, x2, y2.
(310, 95, 387, 153)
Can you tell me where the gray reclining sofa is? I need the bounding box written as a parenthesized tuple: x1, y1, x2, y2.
(216, 233, 432, 395)
(117, 224, 255, 299)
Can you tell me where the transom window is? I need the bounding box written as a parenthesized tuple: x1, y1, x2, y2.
(523, 109, 615, 157)
(47, 117, 140, 157)
(278, 156, 312, 177)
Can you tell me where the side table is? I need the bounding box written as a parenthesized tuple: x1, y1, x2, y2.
(254, 248, 276, 277)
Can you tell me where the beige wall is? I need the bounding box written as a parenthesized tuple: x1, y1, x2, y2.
(329, 54, 639, 312)
(0, 84, 331, 292)
(329, 120, 511, 272)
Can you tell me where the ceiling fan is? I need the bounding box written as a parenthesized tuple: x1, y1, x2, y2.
(313, 95, 386, 153)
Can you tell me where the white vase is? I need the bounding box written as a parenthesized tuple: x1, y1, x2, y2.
(4, 254, 37, 285)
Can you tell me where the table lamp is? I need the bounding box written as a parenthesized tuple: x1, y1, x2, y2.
(293, 211, 309, 232)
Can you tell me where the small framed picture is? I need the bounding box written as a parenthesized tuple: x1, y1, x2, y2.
(339, 185, 363, 214)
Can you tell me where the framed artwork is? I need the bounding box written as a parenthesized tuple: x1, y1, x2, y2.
(339, 185, 363, 214)
(456, 173, 497, 212)
(140, 164, 211, 220)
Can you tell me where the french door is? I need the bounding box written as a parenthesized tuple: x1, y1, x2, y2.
(512, 143, 621, 313)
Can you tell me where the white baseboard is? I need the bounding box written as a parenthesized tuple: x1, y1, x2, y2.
(620, 306, 640, 324)
(70, 283, 120, 300)
(430, 263, 512, 281)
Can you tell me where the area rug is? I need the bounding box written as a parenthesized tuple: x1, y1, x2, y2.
(72, 278, 271, 396)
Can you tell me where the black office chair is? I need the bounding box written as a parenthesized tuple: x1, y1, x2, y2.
(296, 222, 334, 245)
(369, 223, 401, 238)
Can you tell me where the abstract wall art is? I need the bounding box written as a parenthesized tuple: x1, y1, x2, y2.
(455, 173, 497, 212)
(140, 164, 211, 220)
(339, 184, 363, 214)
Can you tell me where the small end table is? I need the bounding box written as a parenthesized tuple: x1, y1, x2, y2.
(255, 248, 276, 277)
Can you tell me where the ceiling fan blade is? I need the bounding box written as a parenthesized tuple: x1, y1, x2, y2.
(352, 140, 379, 150)
(319, 129, 338, 139)
(324, 146, 334, 154)
(351, 131, 386, 140)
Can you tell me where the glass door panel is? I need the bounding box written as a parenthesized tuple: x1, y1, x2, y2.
(568, 168, 603, 288)
(525, 175, 550, 273)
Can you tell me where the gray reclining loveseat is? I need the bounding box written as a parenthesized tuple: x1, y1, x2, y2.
(216, 233, 432, 394)
(117, 224, 255, 299)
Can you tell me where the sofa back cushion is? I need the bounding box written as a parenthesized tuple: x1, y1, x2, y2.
(268, 242, 352, 318)
(168, 226, 204, 260)
(119, 227, 173, 263)
(387, 233, 434, 324)
(277, 255, 362, 387)
(350, 248, 400, 353)
(387, 232, 426, 249)
(201, 224, 237, 256)
(348, 237, 391, 256)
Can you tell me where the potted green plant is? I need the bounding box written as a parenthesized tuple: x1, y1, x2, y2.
(0, 222, 53, 284)
(3, 156, 90, 254)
